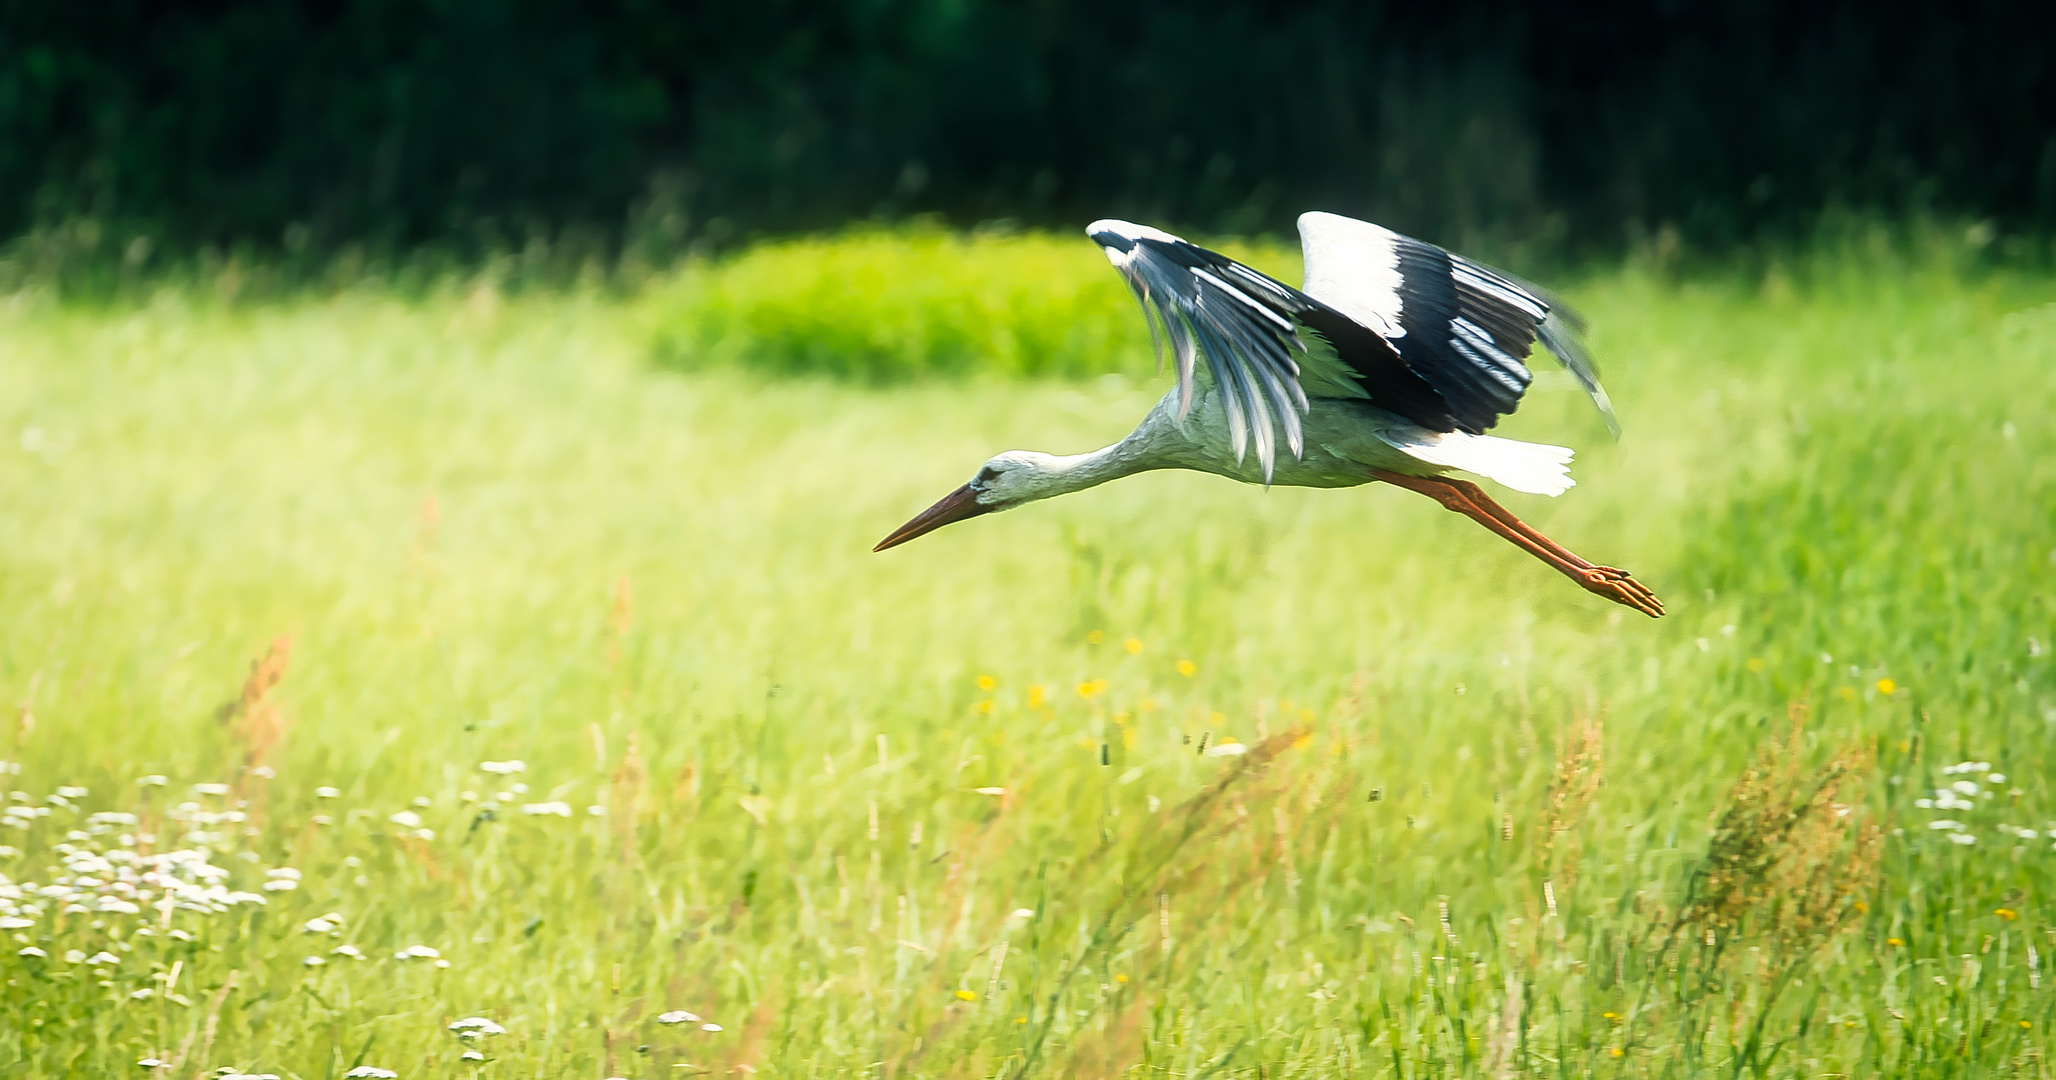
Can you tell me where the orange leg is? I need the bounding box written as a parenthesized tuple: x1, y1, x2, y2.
(1369, 469, 1665, 618)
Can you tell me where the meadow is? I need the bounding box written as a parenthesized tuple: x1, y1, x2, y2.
(0, 223, 2053, 1078)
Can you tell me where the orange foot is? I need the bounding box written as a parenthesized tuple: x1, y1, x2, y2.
(1579, 567, 1665, 618)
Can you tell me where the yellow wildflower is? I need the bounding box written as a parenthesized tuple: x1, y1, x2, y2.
(976, 674, 997, 691)
(1887, 937, 1905, 946)
(955, 989, 976, 1001)
(1077, 679, 1108, 699)
(1745, 657, 1766, 672)
(1876, 678, 1897, 694)
(1176, 659, 1197, 678)
(1085, 630, 1106, 645)
(1027, 685, 1045, 710)
(1997, 907, 2019, 920)
(1113, 974, 1128, 983)
(1123, 637, 1143, 654)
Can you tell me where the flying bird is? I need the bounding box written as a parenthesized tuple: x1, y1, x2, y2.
(873, 212, 1664, 617)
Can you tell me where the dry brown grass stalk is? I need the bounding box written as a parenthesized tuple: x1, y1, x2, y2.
(216, 636, 292, 770)
(1677, 712, 1880, 957)
(1618, 708, 1884, 1071)
(1542, 713, 1604, 888)
(1008, 728, 1311, 1080)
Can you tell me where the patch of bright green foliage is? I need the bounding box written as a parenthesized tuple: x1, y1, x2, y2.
(647, 221, 1291, 381)
(0, 225, 2052, 1078)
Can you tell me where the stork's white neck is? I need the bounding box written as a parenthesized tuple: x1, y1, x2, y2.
(978, 393, 1190, 508)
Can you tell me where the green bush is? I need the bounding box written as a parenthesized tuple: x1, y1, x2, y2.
(646, 222, 1297, 381)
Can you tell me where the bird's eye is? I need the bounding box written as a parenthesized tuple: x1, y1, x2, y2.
(974, 466, 999, 487)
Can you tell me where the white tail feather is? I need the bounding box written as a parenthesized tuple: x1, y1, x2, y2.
(1375, 427, 1576, 496)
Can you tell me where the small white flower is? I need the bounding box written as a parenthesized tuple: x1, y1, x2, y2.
(448, 1017, 507, 1037)
(266, 867, 301, 880)
(973, 787, 1006, 796)
(388, 811, 422, 829)
(262, 880, 298, 892)
(193, 783, 230, 796)
(137, 776, 169, 788)
(63, 949, 87, 963)
(56, 786, 88, 799)
(520, 802, 572, 818)
(460, 1050, 483, 1062)
(1948, 833, 1978, 846)
(1007, 907, 1035, 920)
(1914, 798, 1934, 809)
(130, 988, 155, 999)
(304, 914, 343, 934)
(87, 950, 120, 966)
(657, 1011, 701, 1025)
(1204, 742, 1248, 757)
(1952, 781, 1981, 797)
(343, 1068, 397, 1079)
(479, 760, 526, 775)
(1988, 773, 2008, 784)
(304, 956, 326, 967)
(315, 787, 341, 799)
(410, 796, 432, 809)
(1927, 820, 1965, 831)
(249, 766, 276, 779)
(395, 944, 441, 960)
(137, 1057, 166, 1067)
(331, 945, 364, 959)
(0, 916, 34, 929)
(18, 946, 46, 958)
(586, 805, 606, 816)
(434, 959, 451, 969)
(701, 1023, 723, 1033)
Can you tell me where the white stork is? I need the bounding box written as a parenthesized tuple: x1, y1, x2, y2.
(873, 212, 1664, 617)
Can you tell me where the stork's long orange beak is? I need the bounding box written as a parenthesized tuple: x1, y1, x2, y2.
(873, 483, 994, 552)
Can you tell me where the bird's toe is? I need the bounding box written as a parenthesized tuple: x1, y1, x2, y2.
(1578, 568, 1665, 618)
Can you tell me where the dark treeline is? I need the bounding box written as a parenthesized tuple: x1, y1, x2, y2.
(5, 0, 2054, 262)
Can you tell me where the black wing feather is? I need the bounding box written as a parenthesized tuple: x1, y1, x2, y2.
(1096, 220, 1616, 466)
(1098, 228, 1456, 475)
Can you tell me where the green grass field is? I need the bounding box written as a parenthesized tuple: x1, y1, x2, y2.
(2, 227, 2054, 1078)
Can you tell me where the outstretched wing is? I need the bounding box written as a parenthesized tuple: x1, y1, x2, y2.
(1298, 211, 1620, 436)
(1088, 219, 1316, 481)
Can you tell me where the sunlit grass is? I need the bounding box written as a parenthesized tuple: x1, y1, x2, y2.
(0, 229, 2052, 1077)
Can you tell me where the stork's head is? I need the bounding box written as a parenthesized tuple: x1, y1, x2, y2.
(872, 451, 1065, 551)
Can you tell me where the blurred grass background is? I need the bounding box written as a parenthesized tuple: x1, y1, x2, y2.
(0, 224, 2052, 1076)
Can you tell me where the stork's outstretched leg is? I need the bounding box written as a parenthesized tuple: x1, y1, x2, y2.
(1369, 469, 1665, 617)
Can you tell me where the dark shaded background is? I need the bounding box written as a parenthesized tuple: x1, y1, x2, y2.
(5, 0, 2054, 259)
